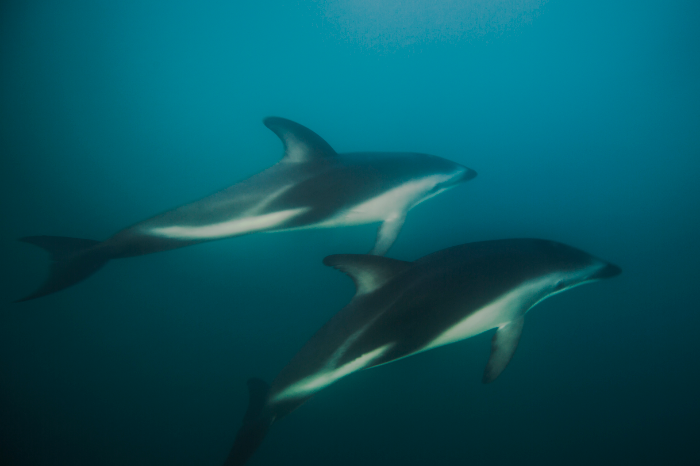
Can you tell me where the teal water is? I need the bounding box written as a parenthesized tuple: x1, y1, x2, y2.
(1, 1, 698, 465)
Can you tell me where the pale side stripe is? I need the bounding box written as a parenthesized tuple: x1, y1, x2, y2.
(149, 207, 310, 239)
(272, 343, 392, 402)
(244, 183, 296, 217)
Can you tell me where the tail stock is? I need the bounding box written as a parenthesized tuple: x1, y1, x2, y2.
(16, 236, 109, 302)
(224, 378, 274, 466)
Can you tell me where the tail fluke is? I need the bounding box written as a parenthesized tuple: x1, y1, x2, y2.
(224, 378, 273, 466)
(16, 236, 108, 302)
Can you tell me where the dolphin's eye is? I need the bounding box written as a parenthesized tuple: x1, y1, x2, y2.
(554, 280, 566, 291)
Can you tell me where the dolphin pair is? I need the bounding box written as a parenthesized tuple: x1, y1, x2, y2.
(17, 117, 476, 302)
(223, 239, 622, 465)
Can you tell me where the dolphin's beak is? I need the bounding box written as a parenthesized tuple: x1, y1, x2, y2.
(591, 263, 622, 280)
(462, 168, 477, 181)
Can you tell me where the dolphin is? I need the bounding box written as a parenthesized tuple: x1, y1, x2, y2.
(16, 117, 476, 302)
(222, 239, 621, 465)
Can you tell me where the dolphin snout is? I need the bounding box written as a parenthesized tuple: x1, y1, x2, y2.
(592, 263, 622, 280)
(461, 168, 477, 181)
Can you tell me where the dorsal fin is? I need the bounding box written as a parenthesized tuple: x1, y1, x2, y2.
(263, 117, 337, 163)
(323, 254, 412, 296)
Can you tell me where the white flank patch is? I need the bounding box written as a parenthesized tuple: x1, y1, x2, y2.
(320, 173, 457, 228)
(272, 343, 392, 402)
(424, 263, 606, 352)
(149, 207, 309, 239)
(346, 174, 452, 222)
(422, 276, 554, 352)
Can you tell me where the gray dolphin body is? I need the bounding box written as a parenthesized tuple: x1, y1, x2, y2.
(224, 239, 621, 465)
(17, 117, 475, 301)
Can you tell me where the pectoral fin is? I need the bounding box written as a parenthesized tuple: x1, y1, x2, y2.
(369, 213, 406, 256)
(482, 316, 525, 384)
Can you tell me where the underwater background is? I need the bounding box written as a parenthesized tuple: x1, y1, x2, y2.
(1, 1, 698, 465)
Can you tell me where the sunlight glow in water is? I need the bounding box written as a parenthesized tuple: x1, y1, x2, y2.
(318, 0, 549, 48)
